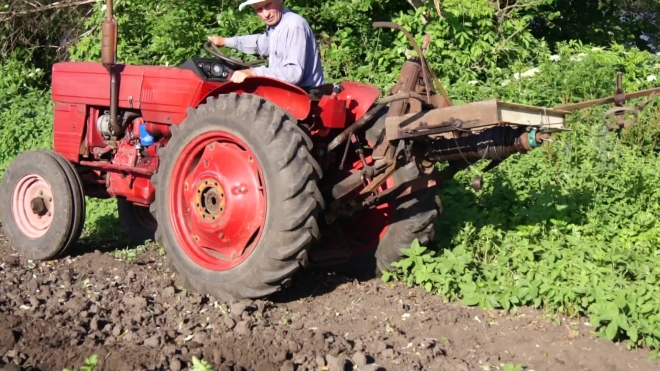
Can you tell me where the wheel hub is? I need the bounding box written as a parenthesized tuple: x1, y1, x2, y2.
(12, 174, 54, 238)
(194, 178, 225, 221)
(30, 196, 48, 216)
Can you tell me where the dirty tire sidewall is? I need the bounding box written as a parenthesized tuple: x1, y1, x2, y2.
(151, 93, 323, 301)
(40, 150, 86, 255)
(0, 150, 77, 260)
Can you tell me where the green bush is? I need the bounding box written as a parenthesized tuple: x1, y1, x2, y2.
(0, 56, 52, 175)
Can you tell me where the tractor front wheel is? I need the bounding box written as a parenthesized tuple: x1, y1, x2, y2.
(151, 93, 324, 301)
(0, 150, 86, 260)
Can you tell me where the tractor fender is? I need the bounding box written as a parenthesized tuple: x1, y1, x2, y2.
(200, 77, 312, 121)
(335, 81, 382, 122)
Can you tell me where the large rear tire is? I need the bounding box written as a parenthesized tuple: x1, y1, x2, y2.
(0, 150, 86, 260)
(150, 93, 324, 301)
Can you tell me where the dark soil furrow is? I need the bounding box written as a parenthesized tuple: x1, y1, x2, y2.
(0, 236, 656, 371)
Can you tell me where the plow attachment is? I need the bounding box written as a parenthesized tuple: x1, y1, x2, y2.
(326, 22, 660, 224)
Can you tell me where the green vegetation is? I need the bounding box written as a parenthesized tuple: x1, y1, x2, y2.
(2, 0, 660, 357)
(63, 354, 98, 371)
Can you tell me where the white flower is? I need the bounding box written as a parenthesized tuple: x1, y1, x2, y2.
(501, 80, 510, 87)
(467, 80, 478, 85)
(165, 61, 169, 66)
(514, 67, 540, 80)
(647, 75, 657, 82)
(570, 53, 587, 62)
(591, 47, 602, 52)
(521, 67, 540, 77)
(549, 54, 561, 61)
(654, 63, 660, 69)
(101, 4, 106, 11)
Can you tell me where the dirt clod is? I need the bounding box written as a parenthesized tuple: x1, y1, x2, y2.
(352, 351, 368, 368)
(0, 235, 657, 371)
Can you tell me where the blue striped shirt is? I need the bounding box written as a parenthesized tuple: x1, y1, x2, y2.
(224, 8, 325, 88)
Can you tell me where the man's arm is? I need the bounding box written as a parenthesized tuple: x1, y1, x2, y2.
(223, 33, 270, 57)
(250, 26, 308, 85)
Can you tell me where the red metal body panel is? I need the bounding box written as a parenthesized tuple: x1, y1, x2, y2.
(336, 82, 382, 122)
(52, 62, 313, 124)
(51, 61, 224, 125)
(306, 82, 382, 131)
(205, 78, 312, 120)
(53, 103, 86, 162)
(318, 95, 347, 129)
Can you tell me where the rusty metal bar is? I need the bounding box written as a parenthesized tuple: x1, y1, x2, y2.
(384, 99, 568, 141)
(372, 21, 452, 108)
(553, 87, 660, 112)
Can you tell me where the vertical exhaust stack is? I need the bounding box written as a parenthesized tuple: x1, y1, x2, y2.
(101, 0, 121, 136)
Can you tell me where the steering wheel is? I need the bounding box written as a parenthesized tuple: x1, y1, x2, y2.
(203, 41, 266, 70)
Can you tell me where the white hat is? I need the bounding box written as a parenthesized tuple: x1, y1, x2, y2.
(238, 0, 267, 11)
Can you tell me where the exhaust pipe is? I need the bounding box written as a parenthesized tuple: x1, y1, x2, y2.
(101, 0, 121, 137)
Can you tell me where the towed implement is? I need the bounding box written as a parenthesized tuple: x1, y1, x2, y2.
(1, 1, 656, 301)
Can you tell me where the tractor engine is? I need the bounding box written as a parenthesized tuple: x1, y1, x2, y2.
(82, 112, 168, 206)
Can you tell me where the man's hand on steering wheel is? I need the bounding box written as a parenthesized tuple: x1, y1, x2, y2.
(207, 36, 225, 47)
(203, 37, 265, 70)
(230, 69, 255, 83)
(204, 37, 265, 83)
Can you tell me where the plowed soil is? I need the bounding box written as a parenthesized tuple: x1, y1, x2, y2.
(0, 234, 657, 371)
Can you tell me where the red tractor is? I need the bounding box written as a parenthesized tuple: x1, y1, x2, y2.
(0, 1, 649, 301)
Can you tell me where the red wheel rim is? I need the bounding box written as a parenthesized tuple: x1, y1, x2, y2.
(11, 174, 54, 238)
(337, 157, 394, 254)
(169, 131, 267, 270)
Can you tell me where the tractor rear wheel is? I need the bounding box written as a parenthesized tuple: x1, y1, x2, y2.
(0, 150, 86, 260)
(150, 93, 324, 301)
(117, 197, 157, 246)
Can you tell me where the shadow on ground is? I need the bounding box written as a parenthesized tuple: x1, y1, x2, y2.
(60, 174, 600, 302)
(71, 214, 133, 257)
(273, 174, 599, 303)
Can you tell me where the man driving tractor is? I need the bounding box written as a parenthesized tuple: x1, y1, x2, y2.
(208, 0, 325, 88)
